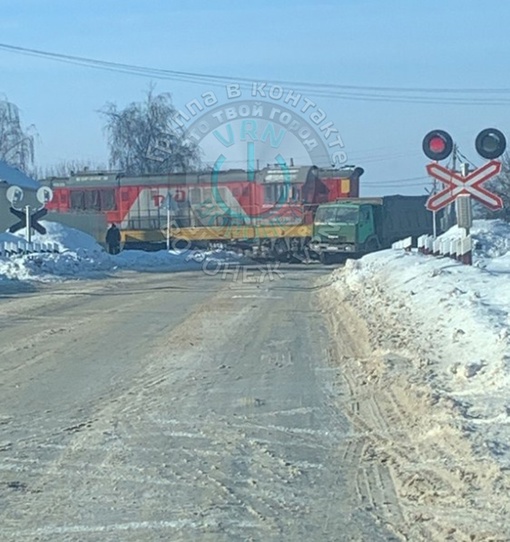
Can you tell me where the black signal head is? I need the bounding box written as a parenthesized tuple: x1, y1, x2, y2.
(475, 128, 506, 160)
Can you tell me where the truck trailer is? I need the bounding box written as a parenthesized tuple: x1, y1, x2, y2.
(310, 195, 440, 263)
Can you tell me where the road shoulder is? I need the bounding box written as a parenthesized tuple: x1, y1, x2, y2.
(319, 272, 510, 541)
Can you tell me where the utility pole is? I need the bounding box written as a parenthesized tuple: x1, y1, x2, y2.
(452, 143, 457, 171)
(459, 162, 472, 236)
(446, 143, 458, 229)
(25, 205, 31, 243)
(432, 176, 438, 239)
(166, 205, 170, 252)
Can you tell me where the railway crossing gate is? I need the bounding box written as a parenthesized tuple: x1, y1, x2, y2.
(6, 185, 54, 241)
(422, 128, 506, 214)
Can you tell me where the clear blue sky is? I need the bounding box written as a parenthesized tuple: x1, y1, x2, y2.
(1, 0, 509, 195)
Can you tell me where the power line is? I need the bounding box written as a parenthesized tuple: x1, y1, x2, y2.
(363, 176, 429, 187)
(2, 43, 510, 105)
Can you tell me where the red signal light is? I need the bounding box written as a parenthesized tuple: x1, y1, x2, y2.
(429, 136, 446, 153)
(422, 130, 453, 161)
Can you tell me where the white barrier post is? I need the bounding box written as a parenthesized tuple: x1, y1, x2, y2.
(433, 238, 441, 256)
(424, 236, 433, 255)
(454, 238, 462, 261)
(417, 235, 426, 253)
(441, 238, 453, 258)
(459, 236, 472, 265)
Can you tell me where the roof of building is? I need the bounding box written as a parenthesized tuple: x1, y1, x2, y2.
(0, 160, 40, 190)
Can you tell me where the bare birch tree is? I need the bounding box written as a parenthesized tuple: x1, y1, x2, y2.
(0, 99, 36, 172)
(101, 88, 200, 175)
(476, 153, 510, 221)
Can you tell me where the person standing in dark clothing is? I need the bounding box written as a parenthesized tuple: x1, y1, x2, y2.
(106, 223, 121, 254)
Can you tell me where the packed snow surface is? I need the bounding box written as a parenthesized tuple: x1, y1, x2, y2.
(4, 218, 510, 470)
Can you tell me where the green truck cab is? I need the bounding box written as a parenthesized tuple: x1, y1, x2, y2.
(310, 195, 437, 263)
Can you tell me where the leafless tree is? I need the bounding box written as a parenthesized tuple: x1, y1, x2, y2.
(0, 99, 36, 172)
(100, 87, 200, 175)
(475, 153, 510, 221)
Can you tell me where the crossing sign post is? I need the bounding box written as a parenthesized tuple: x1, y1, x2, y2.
(9, 207, 48, 236)
(423, 129, 506, 217)
(425, 160, 503, 212)
(6, 185, 53, 241)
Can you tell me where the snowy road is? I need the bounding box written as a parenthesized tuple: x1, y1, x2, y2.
(0, 266, 396, 541)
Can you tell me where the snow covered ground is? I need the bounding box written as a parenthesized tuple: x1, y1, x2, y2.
(0, 221, 246, 282)
(4, 218, 510, 474)
(330, 219, 510, 470)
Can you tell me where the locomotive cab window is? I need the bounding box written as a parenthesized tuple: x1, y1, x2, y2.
(70, 190, 85, 210)
(264, 184, 274, 203)
(69, 189, 117, 211)
(189, 187, 201, 204)
(264, 184, 290, 204)
(101, 189, 116, 211)
(84, 190, 101, 211)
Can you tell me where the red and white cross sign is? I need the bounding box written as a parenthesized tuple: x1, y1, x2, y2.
(426, 160, 504, 212)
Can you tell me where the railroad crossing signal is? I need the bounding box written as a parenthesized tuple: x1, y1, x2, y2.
(425, 161, 503, 212)
(6, 185, 24, 206)
(5, 184, 53, 237)
(423, 129, 506, 212)
(475, 128, 506, 159)
(36, 186, 54, 205)
(9, 207, 48, 234)
(422, 130, 454, 161)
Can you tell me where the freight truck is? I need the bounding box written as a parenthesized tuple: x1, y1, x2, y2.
(310, 195, 438, 263)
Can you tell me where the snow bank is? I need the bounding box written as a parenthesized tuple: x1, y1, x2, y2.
(0, 221, 245, 282)
(331, 219, 510, 468)
(30, 220, 105, 253)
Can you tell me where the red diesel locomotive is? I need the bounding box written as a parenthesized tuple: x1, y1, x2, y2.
(42, 164, 363, 255)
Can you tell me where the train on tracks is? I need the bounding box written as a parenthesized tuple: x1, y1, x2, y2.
(41, 165, 364, 258)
